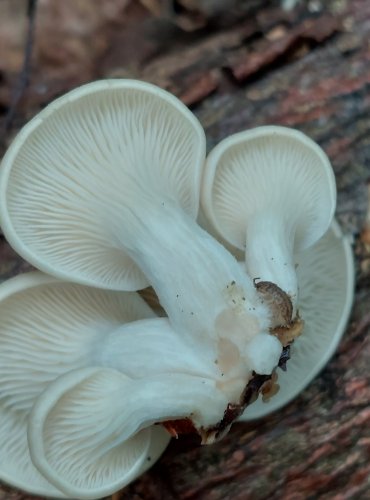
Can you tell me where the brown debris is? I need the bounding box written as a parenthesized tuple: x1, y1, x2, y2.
(162, 418, 198, 439)
(272, 317, 304, 347)
(260, 371, 280, 402)
(254, 280, 293, 328)
(138, 286, 166, 316)
(161, 346, 291, 444)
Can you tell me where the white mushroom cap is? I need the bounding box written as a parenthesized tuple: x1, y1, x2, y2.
(240, 219, 354, 420)
(0, 272, 169, 497)
(201, 126, 336, 304)
(28, 368, 152, 499)
(0, 80, 206, 290)
(202, 126, 336, 250)
(28, 366, 229, 498)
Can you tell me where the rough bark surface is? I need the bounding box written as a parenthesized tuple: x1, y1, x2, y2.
(0, 0, 369, 499)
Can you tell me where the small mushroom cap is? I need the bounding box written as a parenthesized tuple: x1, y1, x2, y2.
(0, 79, 206, 290)
(28, 367, 152, 499)
(28, 367, 228, 498)
(201, 125, 336, 252)
(0, 272, 168, 497)
(240, 219, 354, 420)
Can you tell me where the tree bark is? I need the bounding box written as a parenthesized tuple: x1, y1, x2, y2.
(0, 0, 369, 498)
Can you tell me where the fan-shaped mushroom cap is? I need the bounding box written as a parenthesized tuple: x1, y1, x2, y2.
(240, 219, 354, 420)
(0, 272, 169, 497)
(29, 367, 229, 498)
(28, 368, 152, 499)
(201, 126, 336, 301)
(202, 125, 336, 251)
(0, 80, 206, 290)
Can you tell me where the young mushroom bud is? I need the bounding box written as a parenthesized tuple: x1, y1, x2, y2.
(201, 125, 336, 314)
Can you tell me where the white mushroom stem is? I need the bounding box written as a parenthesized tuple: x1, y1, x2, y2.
(98, 316, 281, 383)
(97, 318, 218, 380)
(112, 198, 276, 374)
(245, 211, 298, 311)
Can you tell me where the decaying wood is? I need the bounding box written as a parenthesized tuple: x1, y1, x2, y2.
(0, 0, 37, 153)
(0, 0, 369, 498)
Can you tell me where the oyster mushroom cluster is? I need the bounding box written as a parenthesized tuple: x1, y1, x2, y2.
(0, 80, 353, 499)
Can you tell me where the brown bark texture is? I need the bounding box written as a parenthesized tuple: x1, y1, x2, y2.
(0, 0, 369, 499)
